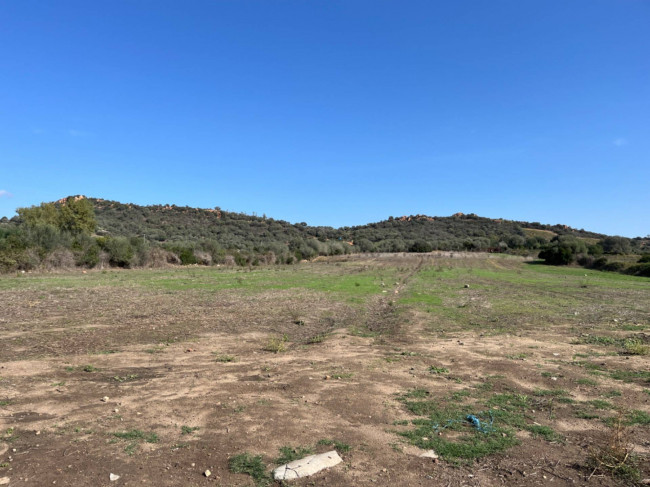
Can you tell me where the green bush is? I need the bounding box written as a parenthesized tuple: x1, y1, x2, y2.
(103, 237, 134, 268)
(539, 246, 574, 265)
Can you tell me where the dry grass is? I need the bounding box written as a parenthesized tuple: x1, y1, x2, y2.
(587, 412, 641, 484)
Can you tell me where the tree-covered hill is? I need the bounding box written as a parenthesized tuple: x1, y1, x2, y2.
(1, 196, 647, 272)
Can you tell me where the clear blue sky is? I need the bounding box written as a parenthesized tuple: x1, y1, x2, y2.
(1, 1, 648, 237)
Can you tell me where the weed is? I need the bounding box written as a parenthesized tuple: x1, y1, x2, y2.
(317, 438, 351, 453)
(557, 397, 575, 404)
(330, 372, 353, 380)
(113, 374, 138, 383)
(389, 442, 403, 452)
(610, 369, 650, 383)
(533, 388, 568, 397)
(124, 442, 138, 456)
(51, 381, 65, 387)
(587, 414, 641, 483)
(624, 409, 650, 426)
(576, 378, 598, 386)
(622, 338, 649, 356)
(229, 453, 270, 487)
(575, 410, 600, 420)
(144, 346, 166, 354)
(214, 354, 236, 362)
(449, 390, 471, 402)
(112, 430, 159, 443)
(1, 428, 16, 442)
(181, 425, 199, 435)
(82, 365, 98, 373)
(0, 400, 9, 407)
(110, 429, 158, 456)
(526, 425, 563, 442)
(587, 399, 614, 410)
(91, 349, 119, 355)
(406, 389, 431, 400)
(275, 445, 314, 464)
(429, 365, 449, 374)
(486, 393, 529, 412)
(263, 335, 288, 353)
(348, 325, 379, 338)
(603, 390, 622, 398)
(577, 335, 622, 347)
(307, 333, 328, 344)
(0, 462, 8, 468)
(506, 353, 528, 360)
(393, 420, 409, 426)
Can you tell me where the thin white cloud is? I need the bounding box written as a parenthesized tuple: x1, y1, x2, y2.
(0, 190, 13, 198)
(613, 137, 628, 147)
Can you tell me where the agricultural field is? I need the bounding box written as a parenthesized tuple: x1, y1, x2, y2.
(1, 253, 649, 486)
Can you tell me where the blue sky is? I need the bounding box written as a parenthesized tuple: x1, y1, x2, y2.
(1, 1, 648, 237)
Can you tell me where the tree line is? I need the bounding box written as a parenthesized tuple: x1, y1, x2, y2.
(0, 197, 647, 274)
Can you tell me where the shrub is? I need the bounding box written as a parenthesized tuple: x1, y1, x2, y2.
(193, 250, 212, 265)
(103, 237, 134, 268)
(44, 249, 75, 269)
(539, 246, 574, 265)
(626, 263, 650, 277)
(410, 240, 433, 253)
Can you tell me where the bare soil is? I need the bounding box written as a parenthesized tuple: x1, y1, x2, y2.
(1, 254, 648, 486)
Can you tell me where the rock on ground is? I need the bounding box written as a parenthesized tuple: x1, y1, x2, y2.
(273, 450, 342, 480)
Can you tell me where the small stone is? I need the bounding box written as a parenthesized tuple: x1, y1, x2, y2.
(114, 409, 119, 413)
(551, 377, 557, 381)
(35, 430, 41, 435)
(0, 478, 9, 486)
(109, 473, 120, 481)
(204, 470, 211, 477)
(191, 463, 195, 467)
(464, 284, 470, 288)
(101, 396, 109, 402)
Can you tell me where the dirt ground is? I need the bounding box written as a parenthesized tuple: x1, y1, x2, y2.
(1, 254, 648, 486)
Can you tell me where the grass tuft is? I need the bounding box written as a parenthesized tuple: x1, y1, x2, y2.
(229, 453, 270, 487)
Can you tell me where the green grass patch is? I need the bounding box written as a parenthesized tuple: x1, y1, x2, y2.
(112, 429, 159, 443)
(610, 369, 650, 383)
(317, 438, 351, 453)
(275, 445, 314, 464)
(213, 354, 236, 362)
(587, 399, 614, 410)
(429, 365, 449, 374)
(181, 425, 199, 435)
(229, 453, 271, 487)
(526, 425, 563, 442)
(533, 388, 568, 397)
(575, 410, 600, 420)
(576, 335, 622, 347)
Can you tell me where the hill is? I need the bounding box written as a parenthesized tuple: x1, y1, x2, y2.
(0, 196, 647, 272)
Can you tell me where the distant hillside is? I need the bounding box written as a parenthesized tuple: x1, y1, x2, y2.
(89, 198, 615, 252)
(1, 195, 647, 273)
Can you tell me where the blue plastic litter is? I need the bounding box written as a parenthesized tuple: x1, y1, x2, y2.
(466, 413, 494, 433)
(432, 411, 494, 434)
